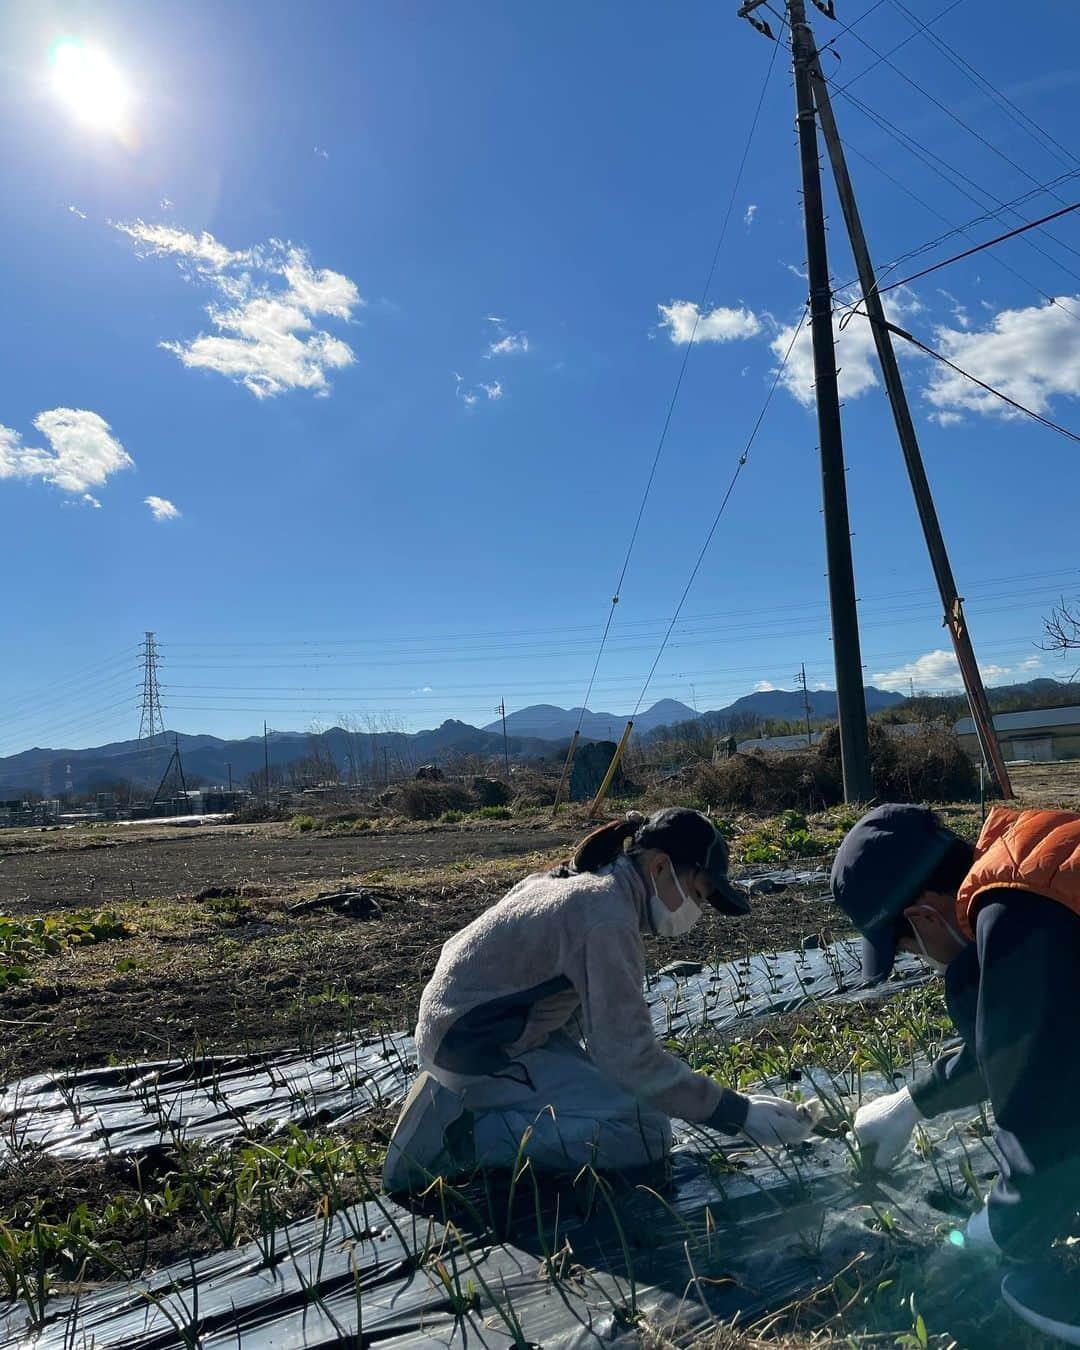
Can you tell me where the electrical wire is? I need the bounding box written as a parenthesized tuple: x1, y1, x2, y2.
(569, 35, 782, 739)
(872, 312, 1080, 444)
(887, 0, 1079, 172)
(630, 311, 808, 717)
(853, 200, 1080, 300)
(831, 173, 1080, 296)
(830, 81, 1080, 323)
(836, 25, 1080, 266)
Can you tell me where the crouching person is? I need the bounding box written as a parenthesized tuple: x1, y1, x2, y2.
(383, 808, 817, 1193)
(831, 803, 1080, 1342)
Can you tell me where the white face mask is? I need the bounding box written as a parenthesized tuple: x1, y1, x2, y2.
(911, 925, 950, 975)
(650, 869, 703, 937)
(908, 905, 967, 974)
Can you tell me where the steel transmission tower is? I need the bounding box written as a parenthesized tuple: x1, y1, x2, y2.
(138, 632, 166, 743)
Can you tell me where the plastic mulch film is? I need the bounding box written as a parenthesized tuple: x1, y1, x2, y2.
(5, 1072, 1000, 1349)
(0, 941, 929, 1163)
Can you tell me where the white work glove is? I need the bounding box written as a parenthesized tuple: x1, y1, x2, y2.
(852, 1086, 922, 1169)
(959, 1199, 1001, 1256)
(741, 1094, 819, 1147)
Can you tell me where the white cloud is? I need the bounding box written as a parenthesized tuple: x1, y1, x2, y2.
(754, 680, 775, 692)
(937, 288, 970, 330)
(454, 373, 479, 408)
(485, 315, 506, 325)
(116, 220, 246, 272)
(116, 222, 362, 398)
(772, 290, 922, 408)
(0, 409, 133, 499)
(145, 495, 181, 521)
(455, 371, 504, 408)
(658, 300, 762, 345)
(873, 649, 1045, 692)
(923, 294, 1080, 424)
(83, 493, 102, 508)
(744, 204, 758, 228)
(314, 146, 329, 160)
(67, 205, 86, 219)
(160, 197, 174, 211)
(487, 332, 529, 357)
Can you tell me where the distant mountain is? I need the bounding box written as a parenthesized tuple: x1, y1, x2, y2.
(486, 699, 698, 742)
(4, 677, 1075, 800)
(0, 722, 556, 798)
(705, 686, 905, 727)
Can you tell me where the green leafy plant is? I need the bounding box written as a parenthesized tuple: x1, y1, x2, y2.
(0, 911, 131, 987)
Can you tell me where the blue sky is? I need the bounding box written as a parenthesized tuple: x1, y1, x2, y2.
(1, 0, 1079, 753)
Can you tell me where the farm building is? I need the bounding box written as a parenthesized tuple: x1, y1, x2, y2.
(955, 705, 1080, 762)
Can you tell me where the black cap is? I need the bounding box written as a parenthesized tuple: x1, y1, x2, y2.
(830, 803, 956, 983)
(633, 808, 749, 915)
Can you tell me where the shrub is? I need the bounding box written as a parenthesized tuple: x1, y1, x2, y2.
(478, 805, 512, 820)
(687, 722, 975, 813)
(816, 721, 977, 803)
(440, 809, 465, 824)
(293, 814, 316, 832)
(398, 781, 472, 821)
(472, 777, 512, 808)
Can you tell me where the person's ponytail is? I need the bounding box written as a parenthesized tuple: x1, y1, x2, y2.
(550, 812, 646, 877)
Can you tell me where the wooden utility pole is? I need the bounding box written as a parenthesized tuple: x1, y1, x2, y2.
(809, 57, 1013, 797)
(263, 721, 270, 801)
(496, 700, 511, 780)
(789, 0, 873, 802)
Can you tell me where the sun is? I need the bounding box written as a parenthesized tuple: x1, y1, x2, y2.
(49, 39, 131, 134)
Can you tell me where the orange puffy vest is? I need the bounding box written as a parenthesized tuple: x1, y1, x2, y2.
(955, 806, 1080, 939)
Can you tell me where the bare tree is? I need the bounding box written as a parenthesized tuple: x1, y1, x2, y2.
(1043, 599, 1080, 656)
(339, 714, 366, 785)
(306, 721, 341, 785)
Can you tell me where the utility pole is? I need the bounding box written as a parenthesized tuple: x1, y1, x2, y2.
(226, 762, 233, 792)
(496, 700, 511, 780)
(788, 0, 873, 801)
(808, 56, 1013, 798)
(383, 746, 390, 785)
(796, 663, 814, 748)
(263, 721, 270, 802)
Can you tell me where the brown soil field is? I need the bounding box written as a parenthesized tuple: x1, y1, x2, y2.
(2, 762, 1076, 1082)
(0, 817, 581, 914)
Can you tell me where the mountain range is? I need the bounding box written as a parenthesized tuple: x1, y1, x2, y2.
(1, 678, 1074, 798)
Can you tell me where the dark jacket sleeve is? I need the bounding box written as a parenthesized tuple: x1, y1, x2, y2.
(970, 893, 1080, 1259)
(908, 942, 988, 1118)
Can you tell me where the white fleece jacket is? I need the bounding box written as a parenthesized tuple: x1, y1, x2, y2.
(415, 855, 748, 1129)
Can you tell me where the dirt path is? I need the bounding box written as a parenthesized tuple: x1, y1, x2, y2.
(0, 819, 580, 912)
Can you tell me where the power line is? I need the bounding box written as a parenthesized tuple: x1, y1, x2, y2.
(837, 22, 1080, 264)
(860, 200, 1080, 299)
(570, 35, 782, 736)
(887, 0, 1078, 172)
(874, 312, 1080, 445)
(157, 565, 1077, 651)
(831, 80, 1080, 321)
(631, 310, 808, 716)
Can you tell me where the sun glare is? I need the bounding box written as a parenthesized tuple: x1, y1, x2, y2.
(49, 39, 131, 135)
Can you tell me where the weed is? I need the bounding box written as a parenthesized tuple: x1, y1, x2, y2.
(0, 911, 131, 987)
(478, 804, 512, 820)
